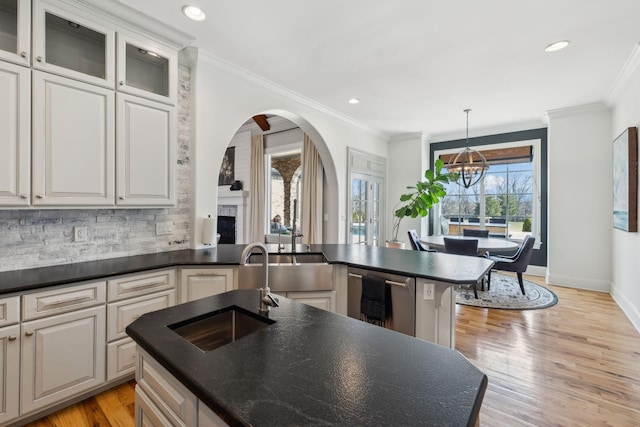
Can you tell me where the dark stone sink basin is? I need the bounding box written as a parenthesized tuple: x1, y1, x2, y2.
(169, 306, 274, 352)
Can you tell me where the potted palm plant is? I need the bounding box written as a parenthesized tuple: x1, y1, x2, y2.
(387, 159, 458, 248)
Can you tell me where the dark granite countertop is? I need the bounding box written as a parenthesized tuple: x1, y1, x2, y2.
(126, 289, 487, 426)
(0, 244, 493, 295)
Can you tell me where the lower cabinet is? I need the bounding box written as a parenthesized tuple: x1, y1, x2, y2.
(283, 291, 337, 312)
(0, 324, 20, 424)
(20, 305, 106, 414)
(178, 267, 235, 303)
(136, 348, 227, 426)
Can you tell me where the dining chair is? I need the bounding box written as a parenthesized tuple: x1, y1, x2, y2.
(462, 229, 489, 238)
(443, 237, 480, 298)
(487, 235, 536, 295)
(407, 229, 435, 252)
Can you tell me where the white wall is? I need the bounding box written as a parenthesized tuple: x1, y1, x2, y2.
(545, 103, 612, 291)
(387, 133, 427, 245)
(610, 55, 640, 332)
(190, 51, 389, 247)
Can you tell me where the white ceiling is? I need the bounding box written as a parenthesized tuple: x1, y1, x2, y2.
(120, 0, 640, 138)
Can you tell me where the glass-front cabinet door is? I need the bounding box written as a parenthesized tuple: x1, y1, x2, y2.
(117, 33, 177, 105)
(0, 0, 30, 66)
(32, 0, 115, 88)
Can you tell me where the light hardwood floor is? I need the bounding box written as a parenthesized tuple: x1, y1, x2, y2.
(27, 274, 640, 426)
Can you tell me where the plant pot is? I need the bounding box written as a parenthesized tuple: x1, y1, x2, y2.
(385, 240, 406, 249)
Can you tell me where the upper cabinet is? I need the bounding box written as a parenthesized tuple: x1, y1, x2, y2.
(0, 0, 30, 66)
(0, 61, 30, 206)
(32, 0, 115, 88)
(117, 33, 177, 105)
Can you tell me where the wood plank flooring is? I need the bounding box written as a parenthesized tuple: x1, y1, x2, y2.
(27, 274, 640, 426)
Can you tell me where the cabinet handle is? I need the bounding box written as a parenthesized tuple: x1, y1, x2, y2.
(119, 196, 125, 200)
(36, 56, 43, 62)
(25, 331, 34, 337)
(20, 51, 27, 58)
(20, 194, 28, 199)
(347, 273, 408, 288)
(119, 81, 124, 86)
(36, 194, 44, 199)
(8, 335, 17, 341)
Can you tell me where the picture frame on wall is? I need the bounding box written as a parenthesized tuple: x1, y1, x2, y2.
(218, 146, 235, 186)
(613, 127, 638, 232)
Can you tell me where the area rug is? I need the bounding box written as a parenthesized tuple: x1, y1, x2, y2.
(455, 273, 558, 310)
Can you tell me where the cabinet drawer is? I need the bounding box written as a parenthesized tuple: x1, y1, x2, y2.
(107, 290, 175, 341)
(0, 296, 20, 327)
(22, 281, 106, 321)
(108, 268, 175, 302)
(137, 348, 196, 426)
(135, 385, 184, 427)
(107, 337, 137, 381)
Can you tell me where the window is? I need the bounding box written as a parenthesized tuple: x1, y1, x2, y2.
(435, 140, 541, 243)
(265, 148, 302, 234)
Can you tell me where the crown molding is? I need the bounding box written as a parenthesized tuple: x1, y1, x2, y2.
(67, 0, 195, 49)
(605, 43, 640, 106)
(197, 50, 389, 140)
(544, 102, 610, 121)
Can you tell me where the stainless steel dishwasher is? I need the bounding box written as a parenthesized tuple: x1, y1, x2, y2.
(347, 267, 416, 337)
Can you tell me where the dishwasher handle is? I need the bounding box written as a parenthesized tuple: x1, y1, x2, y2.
(348, 273, 407, 288)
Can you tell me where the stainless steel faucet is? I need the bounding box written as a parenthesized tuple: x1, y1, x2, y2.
(291, 199, 303, 253)
(240, 242, 279, 313)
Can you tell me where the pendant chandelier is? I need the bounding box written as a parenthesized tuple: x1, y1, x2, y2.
(447, 109, 489, 188)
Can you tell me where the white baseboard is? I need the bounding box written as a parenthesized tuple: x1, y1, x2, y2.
(610, 285, 640, 335)
(524, 265, 546, 277)
(545, 273, 610, 292)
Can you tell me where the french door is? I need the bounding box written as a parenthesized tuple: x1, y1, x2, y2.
(349, 173, 383, 246)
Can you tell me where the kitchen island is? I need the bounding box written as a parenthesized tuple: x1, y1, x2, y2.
(126, 289, 488, 426)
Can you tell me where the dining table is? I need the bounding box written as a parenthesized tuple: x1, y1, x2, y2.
(420, 235, 520, 254)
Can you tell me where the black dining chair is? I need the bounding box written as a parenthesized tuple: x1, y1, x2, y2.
(407, 229, 435, 252)
(487, 235, 536, 295)
(462, 229, 489, 238)
(443, 237, 480, 298)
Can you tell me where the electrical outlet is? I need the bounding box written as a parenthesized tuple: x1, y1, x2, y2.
(156, 222, 173, 235)
(423, 282, 435, 300)
(73, 226, 88, 242)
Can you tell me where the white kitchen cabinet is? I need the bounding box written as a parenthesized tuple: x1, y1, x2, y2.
(32, 70, 115, 206)
(0, 295, 20, 425)
(107, 290, 175, 342)
(0, 324, 20, 424)
(106, 268, 176, 381)
(116, 93, 175, 206)
(135, 385, 179, 427)
(32, 0, 115, 88)
(179, 268, 235, 303)
(117, 32, 177, 105)
(287, 291, 336, 312)
(20, 305, 106, 415)
(0, 0, 30, 66)
(0, 61, 30, 206)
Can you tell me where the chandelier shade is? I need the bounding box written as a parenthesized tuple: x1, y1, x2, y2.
(448, 109, 489, 188)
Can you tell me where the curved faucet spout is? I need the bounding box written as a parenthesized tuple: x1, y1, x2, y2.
(240, 243, 278, 313)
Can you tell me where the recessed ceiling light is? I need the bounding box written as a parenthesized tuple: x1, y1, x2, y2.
(544, 40, 570, 52)
(182, 5, 206, 21)
(348, 98, 360, 104)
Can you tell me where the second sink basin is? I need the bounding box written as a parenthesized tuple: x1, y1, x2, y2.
(170, 306, 274, 352)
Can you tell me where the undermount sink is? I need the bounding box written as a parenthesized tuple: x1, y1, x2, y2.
(238, 252, 333, 292)
(170, 306, 274, 352)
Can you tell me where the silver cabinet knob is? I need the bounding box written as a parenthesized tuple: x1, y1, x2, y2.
(20, 51, 27, 58)
(119, 81, 124, 86)
(8, 335, 17, 341)
(118, 196, 125, 200)
(25, 331, 34, 337)
(36, 56, 43, 62)
(36, 194, 44, 199)
(20, 194, 28, 199)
